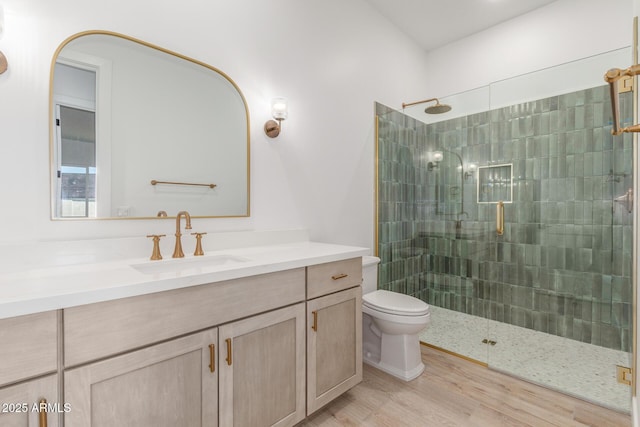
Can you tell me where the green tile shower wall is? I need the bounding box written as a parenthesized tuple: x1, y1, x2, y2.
(376, 86, 633, 352)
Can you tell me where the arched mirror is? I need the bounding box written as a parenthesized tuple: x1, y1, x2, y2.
(50, 31, 250, 219)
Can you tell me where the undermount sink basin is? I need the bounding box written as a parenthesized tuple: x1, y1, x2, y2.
(131, 254, 250, 275)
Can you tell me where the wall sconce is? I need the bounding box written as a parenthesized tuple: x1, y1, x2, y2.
(464, 163, 477, 180)
(0, 5, 7, 75)
(264, 97, 288, 138)
(428, 151, 443, 171)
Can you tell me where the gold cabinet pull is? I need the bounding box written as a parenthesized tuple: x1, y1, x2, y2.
(208, 344, 215, 373)
(225, 338, 232, 366)
(331, 273, 348, 280)
(39, 399, 48, 427)
(496, 201, 504, 236)
(311, 311, 318, 331)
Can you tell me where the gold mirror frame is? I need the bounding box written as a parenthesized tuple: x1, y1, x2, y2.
(49, 30, 250, 220)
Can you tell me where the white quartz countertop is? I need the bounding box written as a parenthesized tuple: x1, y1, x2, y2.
(0, 241, 369, 320)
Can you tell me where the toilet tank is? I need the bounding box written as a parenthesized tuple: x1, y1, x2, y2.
(362, 256, 381, 295)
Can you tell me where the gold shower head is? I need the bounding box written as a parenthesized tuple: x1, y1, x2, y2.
(402, 97, 452, 114)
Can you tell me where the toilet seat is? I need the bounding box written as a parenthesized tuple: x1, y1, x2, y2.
(363, 290, 430, 316)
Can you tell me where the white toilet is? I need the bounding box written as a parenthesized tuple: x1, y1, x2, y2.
(361, 256, 431, 381)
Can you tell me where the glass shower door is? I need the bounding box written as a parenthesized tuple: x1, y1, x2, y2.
(484, 55, 634, 412)
(375, 47, 633, 413)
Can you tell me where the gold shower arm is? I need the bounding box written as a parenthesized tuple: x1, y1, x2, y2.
(605, 66, 640, 135)
(402, 98, 438, 109)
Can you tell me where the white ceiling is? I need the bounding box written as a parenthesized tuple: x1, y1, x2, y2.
(363, 0, 559, 52)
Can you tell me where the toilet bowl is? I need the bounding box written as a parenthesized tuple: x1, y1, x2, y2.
(361, 256, 430, 381)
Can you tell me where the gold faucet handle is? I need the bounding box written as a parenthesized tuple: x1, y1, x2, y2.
(146, 234, 166, 260)
(191, 232, 207, 256)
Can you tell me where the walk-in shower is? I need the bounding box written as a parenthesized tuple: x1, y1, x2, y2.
(375, 48, 634, 412)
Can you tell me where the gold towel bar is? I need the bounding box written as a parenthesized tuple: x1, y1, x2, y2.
(151, 180, 217, 189)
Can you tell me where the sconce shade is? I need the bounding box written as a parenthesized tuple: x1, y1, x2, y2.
(265, 97, 288, 138)
(271, 97, 288, 120)
(432, 151, 443, 162)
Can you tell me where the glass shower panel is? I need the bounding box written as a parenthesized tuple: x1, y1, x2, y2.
(485, 49, 633, 412)
(376, 47, 633, 413)
(377, 86, 494, 364)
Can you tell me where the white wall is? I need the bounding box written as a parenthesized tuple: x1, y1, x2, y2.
(0, 0, 431, 248)
(0, 0, 633, 254)
(423, 0, 632, 98)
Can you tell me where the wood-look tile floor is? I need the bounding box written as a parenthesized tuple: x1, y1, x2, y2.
(300, 345, 631, 427)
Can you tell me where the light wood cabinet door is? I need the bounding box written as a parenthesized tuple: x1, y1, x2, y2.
(64, 328, 218, 427)
(0, 311, 58, 387)
(0, 374, 59, 427)
(219, 303, 306, 427)
(306, 286, 362, 415)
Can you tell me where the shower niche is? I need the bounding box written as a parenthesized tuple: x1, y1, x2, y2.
(477, 164, 512, 203)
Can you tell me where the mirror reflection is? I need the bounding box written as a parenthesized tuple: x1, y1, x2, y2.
(50, 31, 250, 219)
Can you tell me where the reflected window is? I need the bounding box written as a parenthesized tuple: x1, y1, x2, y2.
(56, 103, 97, 217)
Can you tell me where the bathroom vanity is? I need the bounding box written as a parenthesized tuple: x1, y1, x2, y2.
(0, 240, 367, 427)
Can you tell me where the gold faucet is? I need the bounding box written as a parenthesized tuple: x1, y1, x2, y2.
(172, 211, 192, 258)
(146, 234, 166, 260)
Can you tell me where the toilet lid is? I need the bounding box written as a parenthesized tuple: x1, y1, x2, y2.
(363, 290, 430, 316)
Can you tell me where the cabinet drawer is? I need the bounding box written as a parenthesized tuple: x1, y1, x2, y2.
(0, 311, 58, 387)
(307, 257, 362, 299)
(64, 268, 306, 367)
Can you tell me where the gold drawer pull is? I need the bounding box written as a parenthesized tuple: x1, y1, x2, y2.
(208, 344, 215, 373)
(39, 399, 48, 427)
(312, 311, 318, 331)
(225, 338, 232, 366)
(331, 273, 348, 280)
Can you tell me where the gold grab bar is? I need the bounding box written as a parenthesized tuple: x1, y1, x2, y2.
(604, 65, 640, 135)
(39, 399, 48, 427)
(225, 338, 232, 366)
(151, 180, 217, 189)
(311, 311, 318, 332)
(496, 201, 504, 236)
(208, 344, 215, 373)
